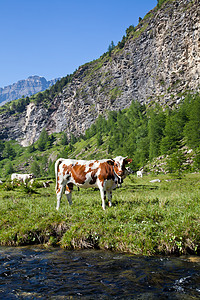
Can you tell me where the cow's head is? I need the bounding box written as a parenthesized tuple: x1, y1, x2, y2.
(108, 156, 132, 178)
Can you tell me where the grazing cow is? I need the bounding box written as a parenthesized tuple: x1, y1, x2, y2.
(11, 173, 35, 186)
(124, 167, 134, 177)
(136, 170, 143, 178)
(55, 156, 132, 210)
(43, 180, 53, 188)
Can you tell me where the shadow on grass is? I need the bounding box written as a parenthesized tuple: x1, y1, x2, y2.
(117, 184, 159, 192)
(72, 184, 159, 197)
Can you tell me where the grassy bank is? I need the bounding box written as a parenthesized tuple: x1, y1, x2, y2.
(0, 173, 200, 256)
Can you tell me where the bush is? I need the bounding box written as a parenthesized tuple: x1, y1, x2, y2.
(4, 161, 15, 177)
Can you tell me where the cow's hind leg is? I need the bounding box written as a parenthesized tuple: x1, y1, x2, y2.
(65, 183, 73, 206)
(99, 188, 106, 210)
(107, 190, 112, 207)
(56, 184, 65, 210)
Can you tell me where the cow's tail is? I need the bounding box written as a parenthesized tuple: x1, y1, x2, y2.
(55, 158, 65, 190)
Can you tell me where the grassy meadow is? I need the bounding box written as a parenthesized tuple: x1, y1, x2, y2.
(0, 173, 200, 256)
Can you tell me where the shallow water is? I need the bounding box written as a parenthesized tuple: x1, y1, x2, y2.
(0, 246, 200, 299)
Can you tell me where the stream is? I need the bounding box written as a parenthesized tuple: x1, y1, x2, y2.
(0, 246, 200, 299)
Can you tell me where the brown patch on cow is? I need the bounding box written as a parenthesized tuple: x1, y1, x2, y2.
(66, 183, 73, 193)
(62, 164, 74, 177)
(71, 164, 87, 184)
(62, 164, 67, 176)
(62, 164, 69, 175)
(98, 162, 115, 186)
(89, 170, 97, 185)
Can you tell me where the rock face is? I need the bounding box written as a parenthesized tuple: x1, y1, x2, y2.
(0, 76, 59, 106)
(0, 0, 199, 146)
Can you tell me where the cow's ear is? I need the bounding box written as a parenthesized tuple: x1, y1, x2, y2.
(125, 158, 133, 164)
(107, 159, 114, 165)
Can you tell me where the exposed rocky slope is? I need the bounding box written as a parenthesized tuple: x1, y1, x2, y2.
(0, 0, 199, 146)
(0, 76, 59, 106)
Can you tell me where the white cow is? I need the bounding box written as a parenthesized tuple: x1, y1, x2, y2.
(136, 170, 143, 178)
(11, 173, 35, 186)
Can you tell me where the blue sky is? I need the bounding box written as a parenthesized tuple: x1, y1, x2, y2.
(0, 0, 157, 88)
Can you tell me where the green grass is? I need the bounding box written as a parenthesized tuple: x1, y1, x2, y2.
(0, 173, 200, 256)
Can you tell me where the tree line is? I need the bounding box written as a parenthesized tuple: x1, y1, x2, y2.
(84, 93, 200, 170)
(0, 127, 78, 178)
(0, 93, 200, 178)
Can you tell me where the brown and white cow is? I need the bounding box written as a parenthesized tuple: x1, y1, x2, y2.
(55, 156, 132, 210)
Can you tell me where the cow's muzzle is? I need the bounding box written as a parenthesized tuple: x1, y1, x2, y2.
(117, 171, 124, 177)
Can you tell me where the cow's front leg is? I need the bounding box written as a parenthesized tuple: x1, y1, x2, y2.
(107, 190, 112, 207)
(99, 188, 106, 210)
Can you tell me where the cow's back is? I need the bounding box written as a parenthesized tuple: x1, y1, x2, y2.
(62, 159, 100, 188)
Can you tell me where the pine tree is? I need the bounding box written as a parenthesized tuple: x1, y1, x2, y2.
(108, 41, 115, 56)
(2, 142, 16, 160)
(97, 133, 103, 147)
(30, 161, 41, 177)
(48, 159, 55, 178)
(37, 128, 49, 151)
(61, 132, 68, 146)
(166, 149, 186, 178)
(184, 94, 200, 149)
(160, 110, 184, 154)
(148, 107, 165, 160)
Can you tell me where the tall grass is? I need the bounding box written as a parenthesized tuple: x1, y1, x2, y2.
(0, 174, 200, 255)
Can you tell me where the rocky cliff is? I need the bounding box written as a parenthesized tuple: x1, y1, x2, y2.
(0, 0, 199, 146)
(0, 76, 59, 106)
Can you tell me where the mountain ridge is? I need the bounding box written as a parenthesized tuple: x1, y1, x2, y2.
(0, 75, 60, 106)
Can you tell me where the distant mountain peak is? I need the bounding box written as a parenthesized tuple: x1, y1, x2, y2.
(0, 76, 60, 106)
